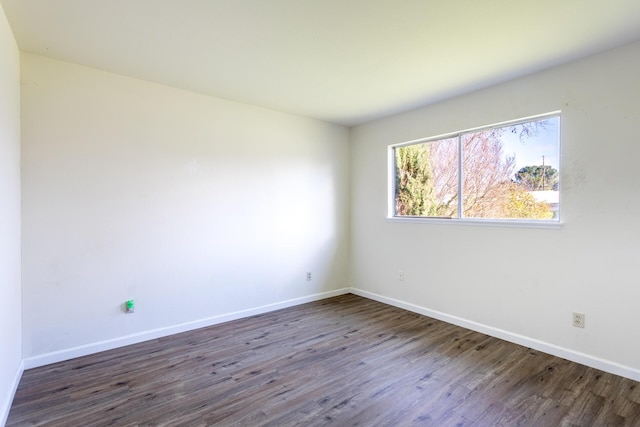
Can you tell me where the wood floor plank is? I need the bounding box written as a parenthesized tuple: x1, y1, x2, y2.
(8, 294, 640, 426)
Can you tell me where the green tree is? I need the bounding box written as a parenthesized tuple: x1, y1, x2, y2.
(395, 144, 437, 216)
(514, 165, 559, 191)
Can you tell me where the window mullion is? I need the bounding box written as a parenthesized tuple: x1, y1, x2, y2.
(457, 134, 463, 219)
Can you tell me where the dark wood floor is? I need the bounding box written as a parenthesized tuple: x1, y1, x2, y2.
(8, 294, 640, 426)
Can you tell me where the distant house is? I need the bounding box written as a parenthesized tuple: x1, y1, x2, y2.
(530, 190, 560, 219)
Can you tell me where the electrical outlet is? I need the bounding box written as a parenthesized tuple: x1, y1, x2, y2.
(306, 272, 312, 281)
(398, 270, 404, 281)
(573, 312, 585, 328)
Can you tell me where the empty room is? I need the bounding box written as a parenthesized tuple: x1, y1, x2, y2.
(2, 1, 640, 425)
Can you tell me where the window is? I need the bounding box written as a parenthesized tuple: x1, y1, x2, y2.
(390, 113, 560, 224)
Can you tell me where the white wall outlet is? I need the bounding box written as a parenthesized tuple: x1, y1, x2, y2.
(573, 312, 585, 328)
(398, 270, 404, 281)
(306, 272, 312, 281)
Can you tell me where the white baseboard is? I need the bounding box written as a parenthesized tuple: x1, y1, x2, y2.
(24, 288, 351, 370)
(22, 286, 640, 383)
(1, 359, 24, 427)
(349, 287, 640, 382)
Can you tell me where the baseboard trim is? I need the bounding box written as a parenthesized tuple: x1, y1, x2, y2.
(24, 288, 351, 370)
(1, 359, 24, 427)
(23, 287, 640, 382)
(349, 287, 640, 382)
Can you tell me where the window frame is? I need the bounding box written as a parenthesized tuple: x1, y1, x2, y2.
(388, 112, 561, 229)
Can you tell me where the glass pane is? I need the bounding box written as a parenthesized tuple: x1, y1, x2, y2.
(394, 137, 458, 217)
(462, 117, 559, 220)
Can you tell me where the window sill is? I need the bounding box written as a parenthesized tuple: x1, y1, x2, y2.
(386, 216, 562, 230)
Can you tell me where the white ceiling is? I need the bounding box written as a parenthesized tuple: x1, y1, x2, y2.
(3, 0, 640, 126)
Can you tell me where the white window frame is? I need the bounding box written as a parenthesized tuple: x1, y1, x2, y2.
(388, 112, 561, 229)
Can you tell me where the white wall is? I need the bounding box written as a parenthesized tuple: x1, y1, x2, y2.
(21, 53, 350, 363)
(350, 40, 640, 379)
(0, 3, 21, 424)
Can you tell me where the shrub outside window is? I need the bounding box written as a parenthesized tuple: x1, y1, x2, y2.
(391, 113, 560, 223)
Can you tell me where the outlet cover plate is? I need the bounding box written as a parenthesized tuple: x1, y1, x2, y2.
(573, 312, 585, 328)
